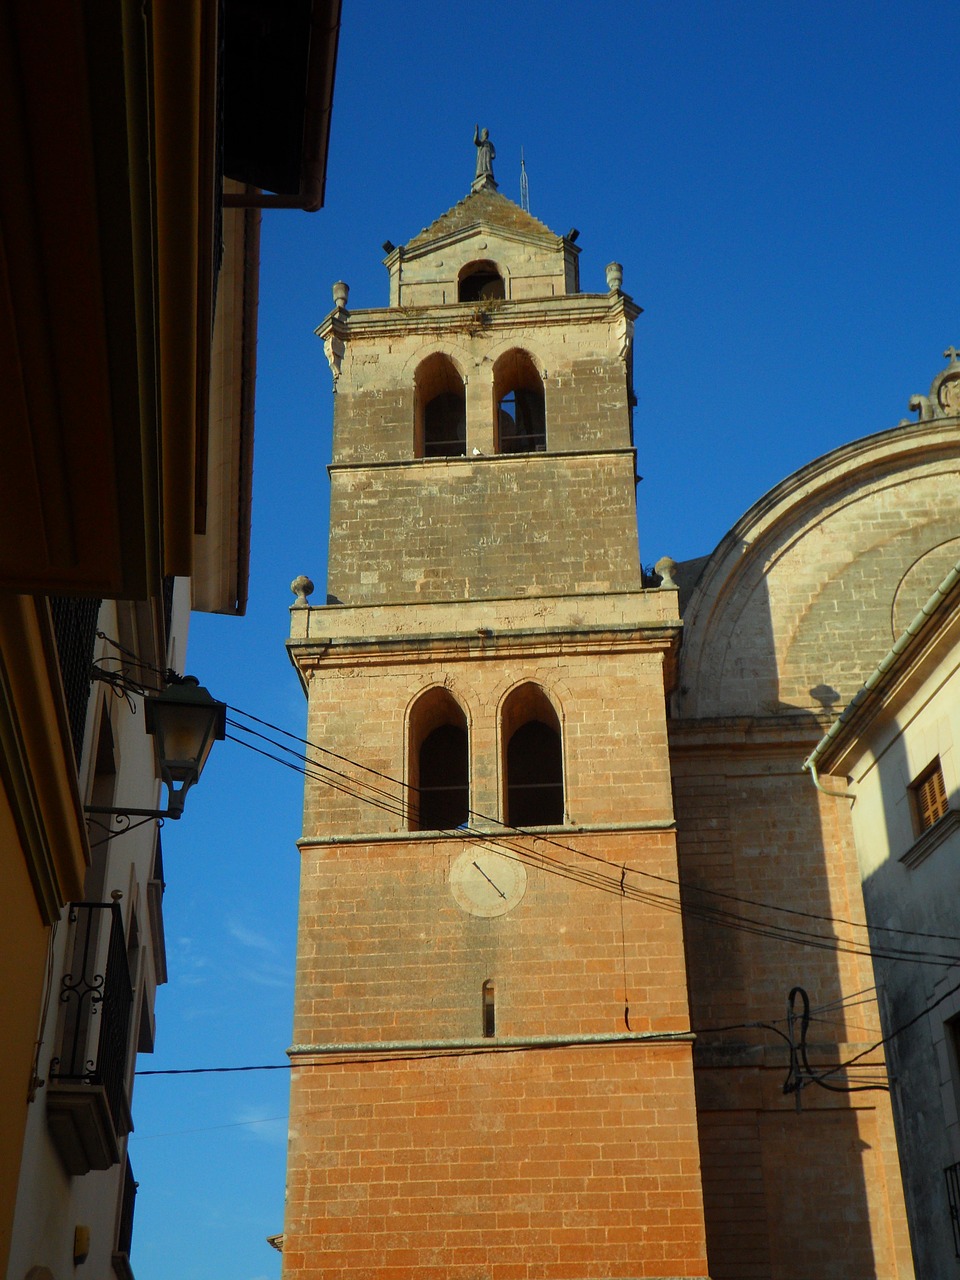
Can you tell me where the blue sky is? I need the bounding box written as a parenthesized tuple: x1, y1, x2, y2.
(128, 4, 958, 1278)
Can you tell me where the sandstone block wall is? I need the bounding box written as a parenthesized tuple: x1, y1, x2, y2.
(284, 1046, 708, 1280)
(672, 737, 913, 1278)
(285, 823, 707, 1280)
(327, 451, 641, 606)
(328, 308, 635, 468)
(677, 426, 960, 720)
(295, 632, 675, 839)
(293, 830, 688, 1044)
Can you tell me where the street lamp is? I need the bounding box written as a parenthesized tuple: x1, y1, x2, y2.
(85, 676, 226, 822)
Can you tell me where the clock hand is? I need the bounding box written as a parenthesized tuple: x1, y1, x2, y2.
(472, 861, 507, 899)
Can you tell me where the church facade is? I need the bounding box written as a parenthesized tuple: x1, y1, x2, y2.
(282, 142, 958, 1279)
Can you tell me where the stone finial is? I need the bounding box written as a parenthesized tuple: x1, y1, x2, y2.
(605, 262, 623, 293)
(290, 575, 315, 607)
(908, 346, 960, 421)
(471, 125, 498, 194)
(654, 556, 679, 590)
(332, 281, 349, 310)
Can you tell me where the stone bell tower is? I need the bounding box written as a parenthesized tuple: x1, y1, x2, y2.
(283, 133, 709, 1280)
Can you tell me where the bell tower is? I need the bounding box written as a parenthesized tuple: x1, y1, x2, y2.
(284, 134, 709, 1280)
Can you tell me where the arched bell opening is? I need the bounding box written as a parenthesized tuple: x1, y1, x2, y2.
(493, 349, 546, 454)
(501, 683, 564, 827)
(408, 688, 469, 830)
(414, 353, 467, 458)
(458, 259, 505, 303)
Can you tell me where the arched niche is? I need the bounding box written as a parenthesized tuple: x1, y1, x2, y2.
(414, 352, 467, 458)
(501, 683, 563, 826)
(408, 687, 469, 830)
(458, 259, 505, 303)
(493, 349, 546, 454)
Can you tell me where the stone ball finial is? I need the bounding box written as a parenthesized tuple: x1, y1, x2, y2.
(291, 575, 315, 607)
(332, 281, 349, 310)
(605, 262, 623, 293)
(654, 556, 679, 590)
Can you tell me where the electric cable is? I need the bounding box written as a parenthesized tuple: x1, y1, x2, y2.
(224, 700, 960, 951)
(222, 720, 960, 970)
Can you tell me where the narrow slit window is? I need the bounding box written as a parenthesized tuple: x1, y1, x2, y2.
(482, 980, 496, 1037)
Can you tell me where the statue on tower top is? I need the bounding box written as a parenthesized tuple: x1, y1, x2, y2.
(472, 125, 498, 193)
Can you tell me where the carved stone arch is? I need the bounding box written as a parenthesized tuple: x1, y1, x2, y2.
(406, 685, 471, 830)
(676, 421, 960, 721)
(498, 681, 565, 827)
(401, 342, 470, 384)
(491, 348, 547, 454)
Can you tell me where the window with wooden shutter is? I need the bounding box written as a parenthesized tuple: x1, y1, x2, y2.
(912, 759, 949, 833)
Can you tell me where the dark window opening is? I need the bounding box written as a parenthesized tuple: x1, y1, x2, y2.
(482, 980, 496, 1038)
(417, 723, 469, 830)
(506, 719, 564, 827)
(458, 261, 505, 303)
(498, 388, 546, 453)
(415, 354, 467, 458)
(494, 350, 546, 453)
(424, 391, 466, 458)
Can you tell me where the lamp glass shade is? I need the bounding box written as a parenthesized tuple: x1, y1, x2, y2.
(144, 679, 227, 791)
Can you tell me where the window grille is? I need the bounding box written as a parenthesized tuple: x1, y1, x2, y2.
(50, 596, 101, 768)
(49, 901, 134, 1137)
(945, 1161, 960, 1257)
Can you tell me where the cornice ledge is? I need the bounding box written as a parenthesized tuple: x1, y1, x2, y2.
(900, 808, 960, 869)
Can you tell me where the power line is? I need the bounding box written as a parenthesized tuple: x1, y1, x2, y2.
(225, 702, 960, 952)
(89, 640, 946, 1099)
(223, 709, 960, 970)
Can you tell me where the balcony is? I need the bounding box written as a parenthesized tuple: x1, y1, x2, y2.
(47, 901, 133, 1174)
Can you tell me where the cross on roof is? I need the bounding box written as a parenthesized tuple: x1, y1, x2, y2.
(944, 346, 960, 364)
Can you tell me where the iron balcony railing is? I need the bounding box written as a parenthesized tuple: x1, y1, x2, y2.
(946, 1161, 960, 1257)
(49, 901, 134, 1135)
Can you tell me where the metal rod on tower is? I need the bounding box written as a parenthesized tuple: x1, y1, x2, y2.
(520, 148, 530, 213)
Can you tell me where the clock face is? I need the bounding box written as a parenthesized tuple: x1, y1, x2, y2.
(449, 848, 527, 918)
